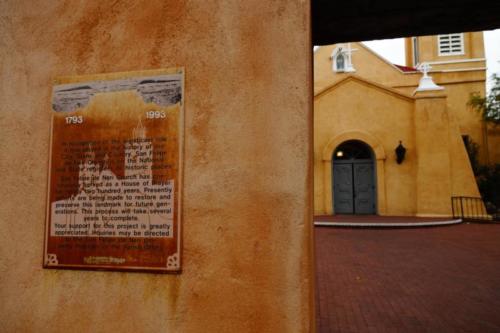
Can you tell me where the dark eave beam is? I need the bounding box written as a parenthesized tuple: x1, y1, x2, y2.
(313, 0, 500, 45)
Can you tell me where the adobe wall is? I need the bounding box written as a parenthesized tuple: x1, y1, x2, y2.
(413, 91, 481, 216)
(314, 77, 482, 217)
(397, 77, 488, 164)
(315, 40, 489, 166)
(314, 78, 417, 216)
(314, 43, 420, 96)
(0, 1, 314, 332)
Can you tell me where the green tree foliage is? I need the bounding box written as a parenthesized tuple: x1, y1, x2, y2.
(463, 137, 480, 174)
(476, 164, 500, 214)
(469, 74, 500, 125)
(464, 137, 500, 214)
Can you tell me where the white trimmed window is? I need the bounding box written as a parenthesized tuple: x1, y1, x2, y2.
(331, 44, 356, 73)
(438, 33, 464, 56)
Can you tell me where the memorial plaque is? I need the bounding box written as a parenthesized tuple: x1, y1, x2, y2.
(44, 68, 183, 272)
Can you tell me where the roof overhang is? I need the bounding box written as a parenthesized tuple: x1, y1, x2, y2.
(313, 0, 500, 45)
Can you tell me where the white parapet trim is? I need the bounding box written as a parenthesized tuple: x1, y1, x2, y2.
(435, 67, 487, 73)
(427, 58, 486, 65)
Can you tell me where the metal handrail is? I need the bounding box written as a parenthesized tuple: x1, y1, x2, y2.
(451, 196, 492, 222)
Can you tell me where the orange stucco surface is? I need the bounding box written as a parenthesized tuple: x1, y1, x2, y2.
(315, 40, 488, 166)
(0, 1, 314, 332)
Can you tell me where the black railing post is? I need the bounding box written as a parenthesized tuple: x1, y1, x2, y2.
(460, 197, 464, 220)
(473, 197, 476, 220)
(468, 197, 471, 220)
(474, 197, 478, 219)
(451, 198, 455, 218)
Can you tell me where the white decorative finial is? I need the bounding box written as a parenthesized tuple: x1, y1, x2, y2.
(417, 63, 432, 77)
(344, 43, 355, 72)
(415, 62, 444, 92)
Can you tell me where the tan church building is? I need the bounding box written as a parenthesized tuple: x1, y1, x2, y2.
(314, 32, 498, 217)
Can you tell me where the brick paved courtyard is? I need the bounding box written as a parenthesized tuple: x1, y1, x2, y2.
(315, 223, 500, 333)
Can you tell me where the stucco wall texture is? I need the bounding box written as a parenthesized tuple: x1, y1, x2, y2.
(313, 80, 480, 216)
(314, 79, 417, 216)
(0, 1, 314, 332)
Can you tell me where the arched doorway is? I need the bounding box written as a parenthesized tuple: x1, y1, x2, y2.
(333, 140, 376, 214)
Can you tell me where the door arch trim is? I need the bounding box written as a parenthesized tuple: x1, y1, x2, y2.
(322, 131, 387, 215)
(322, 130, 386, 162)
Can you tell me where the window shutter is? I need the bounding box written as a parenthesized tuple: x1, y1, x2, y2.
(438, 33, 464, 55)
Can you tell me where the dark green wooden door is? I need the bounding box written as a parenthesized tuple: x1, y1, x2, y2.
(333, 161, 375, 214)
(333, 163, 354, 214)
(353, 163, 375, 214)
(332, 140, 376, 215)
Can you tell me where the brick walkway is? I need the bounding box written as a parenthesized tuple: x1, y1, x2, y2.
(315, 223, 500, 332)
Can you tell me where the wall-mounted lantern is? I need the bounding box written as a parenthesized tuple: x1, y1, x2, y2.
(395, 141, 407, 164)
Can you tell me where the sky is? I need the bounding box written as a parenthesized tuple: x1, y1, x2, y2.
(363, 29, 500, 91)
